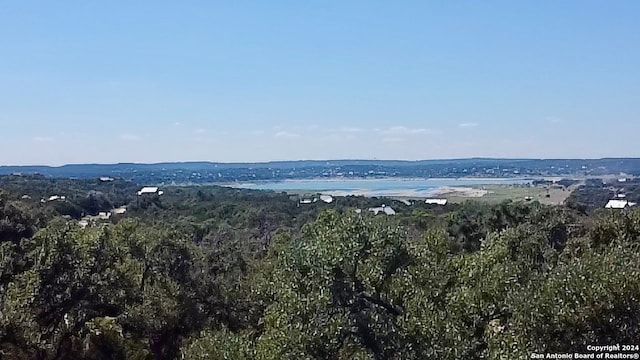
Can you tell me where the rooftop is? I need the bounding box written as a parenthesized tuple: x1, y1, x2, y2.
(605, 199, 634, 209)
(369, 205, 396, 216)
(319, 194, 334, 203)
(137, 186, 159, 195)
(425, 199, 448, 205)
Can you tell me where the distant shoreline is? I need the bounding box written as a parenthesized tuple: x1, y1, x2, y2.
(222, 177, 537, 200)
(222, 176, 538, 187)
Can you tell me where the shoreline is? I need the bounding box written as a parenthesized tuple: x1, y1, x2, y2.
(222, 177, 542, 191)
(222, 176, 536, 188)
(277, 186, 491, 199)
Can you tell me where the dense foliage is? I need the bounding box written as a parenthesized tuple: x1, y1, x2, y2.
(0, 176, 638, 359)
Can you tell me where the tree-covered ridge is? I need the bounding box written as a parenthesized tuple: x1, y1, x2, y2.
(2, 158, 640, 182)
(0, 177, 638, 359)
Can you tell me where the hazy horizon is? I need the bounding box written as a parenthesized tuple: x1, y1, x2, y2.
(3, 156, 640, 169)
(2, 1, 639, 165)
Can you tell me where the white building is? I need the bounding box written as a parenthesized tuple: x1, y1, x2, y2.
(425, 199, 448, 205)
(112, 206, 127, 215)
(605, 199, 635, 209)
(319, 194, 334, 204)
(137, 187, 160, 196)
(369, 205, 396, 216)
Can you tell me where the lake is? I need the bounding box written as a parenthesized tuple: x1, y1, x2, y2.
(227, 178, 533, 197)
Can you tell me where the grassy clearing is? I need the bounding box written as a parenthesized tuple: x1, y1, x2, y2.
(446, 184, 572, 205)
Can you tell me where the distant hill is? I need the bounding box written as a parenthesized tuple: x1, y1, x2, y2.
(1, 158, 639, 184)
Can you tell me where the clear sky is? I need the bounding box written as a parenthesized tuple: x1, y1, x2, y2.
(1, 1, 639, 165)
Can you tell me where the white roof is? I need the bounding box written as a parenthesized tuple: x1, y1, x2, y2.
(320, 194, 334, 203)
(138, 186, 159, 195)
(112, 206, 127, 214)
(617, 194, 626, 198)
(369, 206, 396, 215)
(425, 199, 448, 205)
(605, 199, 629, 209)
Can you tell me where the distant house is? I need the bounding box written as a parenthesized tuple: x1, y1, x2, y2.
(617, 194, 626, 198)
(48, 195, 66, 202)
(98, 212, 111, 220)
(299, 198, 314, 204)
(112, 206, 127, 215)
(425, 199, 447, 206)
(369, 205, 396, 216)
(605, 199, 635, 209)
(618, 178, 627, 183)
(99, 177, 114, 182)
(319, 194, 334, 204)
(137, 187, 160, 196)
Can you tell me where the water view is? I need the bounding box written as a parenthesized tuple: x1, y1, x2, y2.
(228, 178, 533, 197)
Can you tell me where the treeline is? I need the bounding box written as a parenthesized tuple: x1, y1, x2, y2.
(0, 177, 639, 359)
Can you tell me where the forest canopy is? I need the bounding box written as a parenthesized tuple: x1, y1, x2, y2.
(0, 176, 638, 359)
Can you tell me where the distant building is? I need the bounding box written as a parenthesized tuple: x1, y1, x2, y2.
(112, 206, 127, 215)
(48, 195, 66, 202)
(425, 199, 448, 206)
(369, 205, 396, 216)
(137, 187, 160, 196)
(319, 194, 334, 203)
(99, 177, 114, 182)
(605, 199, 635, 209)
(300, 198, 314, 204)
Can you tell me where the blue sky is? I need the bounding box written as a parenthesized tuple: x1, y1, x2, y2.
(1, 1, 639, 165)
